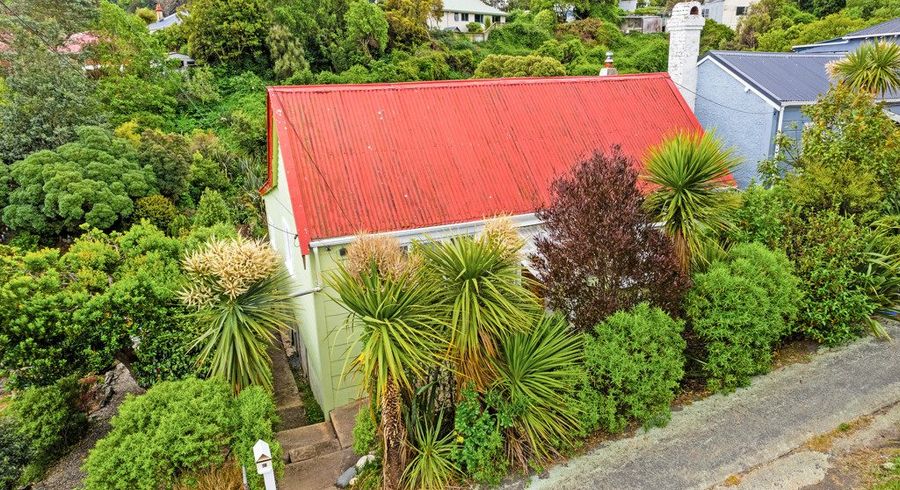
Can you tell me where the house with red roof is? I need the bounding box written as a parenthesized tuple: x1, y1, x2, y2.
(262, 74, 701, 411)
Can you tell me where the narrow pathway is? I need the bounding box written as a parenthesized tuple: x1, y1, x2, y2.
(269, 336, 307, 431)
(532, 321, 900, 490)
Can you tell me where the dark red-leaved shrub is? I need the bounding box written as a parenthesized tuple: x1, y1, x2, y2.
(531, 147, 689, 331)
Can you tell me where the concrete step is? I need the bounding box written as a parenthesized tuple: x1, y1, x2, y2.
(276, 421, 339, 463)
(279, 447, 357, 490)
(329, 398, 368, 450)
(277, 402, 308, 432)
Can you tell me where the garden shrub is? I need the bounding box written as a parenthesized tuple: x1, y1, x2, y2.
(729, 184, 787, 249)
(10, 375, 88, 482)
(233, 386, 284, 489)
(452, 387, 508, 486)
(780, 210, 876, 345)
(532, 148, 689, 331)
(82, 378, 282, 490)
(582, 303, 686, 433)
(0, 417, 30, 490)
(193, 188, 233, 227)
(687, 243, 801, 391)
(134, 194, 178, 231)
(353, 406, 378, 455)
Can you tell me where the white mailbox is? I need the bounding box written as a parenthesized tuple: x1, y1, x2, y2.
(252, 439, 277, 490)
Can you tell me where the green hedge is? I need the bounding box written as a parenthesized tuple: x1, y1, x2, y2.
(687, 243, 801, 392)
(581, 303, 686, 433)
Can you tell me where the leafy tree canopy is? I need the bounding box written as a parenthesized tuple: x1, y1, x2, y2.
(2, 127, 155, 237)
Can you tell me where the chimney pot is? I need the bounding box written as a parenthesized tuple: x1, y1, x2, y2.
(599, 51, 618, 76)
(155, 3, 164, 22)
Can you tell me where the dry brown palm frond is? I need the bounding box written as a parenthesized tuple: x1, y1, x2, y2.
(345, 233, 408, 281)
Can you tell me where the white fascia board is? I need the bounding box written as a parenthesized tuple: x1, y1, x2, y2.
(698, 56, 782, 110)
(791, 40, 848, 50)
(780, 97, 900, 107)
(843, 32, 900, 40)
(309, 213, 542, 250)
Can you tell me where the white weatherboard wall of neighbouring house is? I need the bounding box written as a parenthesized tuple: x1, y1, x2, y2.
(428, 0, 506, 32)
(701, 0, 758, 29)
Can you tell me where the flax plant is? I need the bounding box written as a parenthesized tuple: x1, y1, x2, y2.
(494, 312, 584, 467)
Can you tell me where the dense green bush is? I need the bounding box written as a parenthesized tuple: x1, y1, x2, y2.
(0, 417, 30, 490)
(582, 303, 686, 433)
(474, 54, 566, 78)
(452, 387, 508, 486)
(729, 184, 787, 249)
(10, 376, 88, 482)
(134, 195, 178, 231)
(781, 210, 876, 344)
(2, 127, 156, 238)
(193, 188, 233, 227)
(687, 243, 801, 391)
(82, 378, 282, 490)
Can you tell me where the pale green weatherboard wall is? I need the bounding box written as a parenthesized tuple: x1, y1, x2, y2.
(263, 142, 363, 413)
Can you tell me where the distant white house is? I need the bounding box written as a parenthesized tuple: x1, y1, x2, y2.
(428, 0, 507, 33)
(701, 0, 758, 29)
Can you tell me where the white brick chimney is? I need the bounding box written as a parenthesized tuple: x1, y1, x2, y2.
(667, 1, 704, 109)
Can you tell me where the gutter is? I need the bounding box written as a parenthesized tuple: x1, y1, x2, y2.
(308, 213, 543, 250)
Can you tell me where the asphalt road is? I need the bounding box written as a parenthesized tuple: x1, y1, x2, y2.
(531, 321, 900, 490)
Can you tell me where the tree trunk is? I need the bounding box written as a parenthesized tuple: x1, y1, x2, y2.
(381, 378, 406, 490)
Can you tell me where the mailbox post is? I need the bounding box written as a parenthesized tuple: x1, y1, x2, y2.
(253, 439, 277, 490)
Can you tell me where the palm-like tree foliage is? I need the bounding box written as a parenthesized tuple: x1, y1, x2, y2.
(329, 260, 446, 490)
(191, 267, 296, 393)
(494, 313, 584, 466)
(402, 383, 459, 490)
(418, 235, 541, 390)
(330, 262, 446, 401)
(829, 41, 900, 95)
(642, 132, 740, 271)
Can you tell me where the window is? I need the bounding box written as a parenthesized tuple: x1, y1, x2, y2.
(702, 8, 709, 17)
(454, 12, 459, 21)
(474, 14, 484, 23)
(494, 15, 502, 23)
(461, 12, 469, 21)
(736, 6, 747, 15)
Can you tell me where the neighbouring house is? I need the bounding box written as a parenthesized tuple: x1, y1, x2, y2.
(621, 15, 665, 34)
(701, 0, 758, 30)
(792, 17, 900, 53)
(685, 22, 900, 186)
(428, 0, 506, 33)
(148, 3, 186, 33)
(262, 74, 702, 412)
(619, 0, 639, 12)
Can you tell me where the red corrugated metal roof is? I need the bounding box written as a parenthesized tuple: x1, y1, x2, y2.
(264, 74, 702, 254)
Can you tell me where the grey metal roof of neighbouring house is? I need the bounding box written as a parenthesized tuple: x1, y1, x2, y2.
(702, 51, 841, 104)
(148, 12, 186, 33)
(843, 18, 900, 39)
(701, 50, 900, 105)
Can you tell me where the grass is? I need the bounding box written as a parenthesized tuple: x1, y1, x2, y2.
(872, 453, 900, 490)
